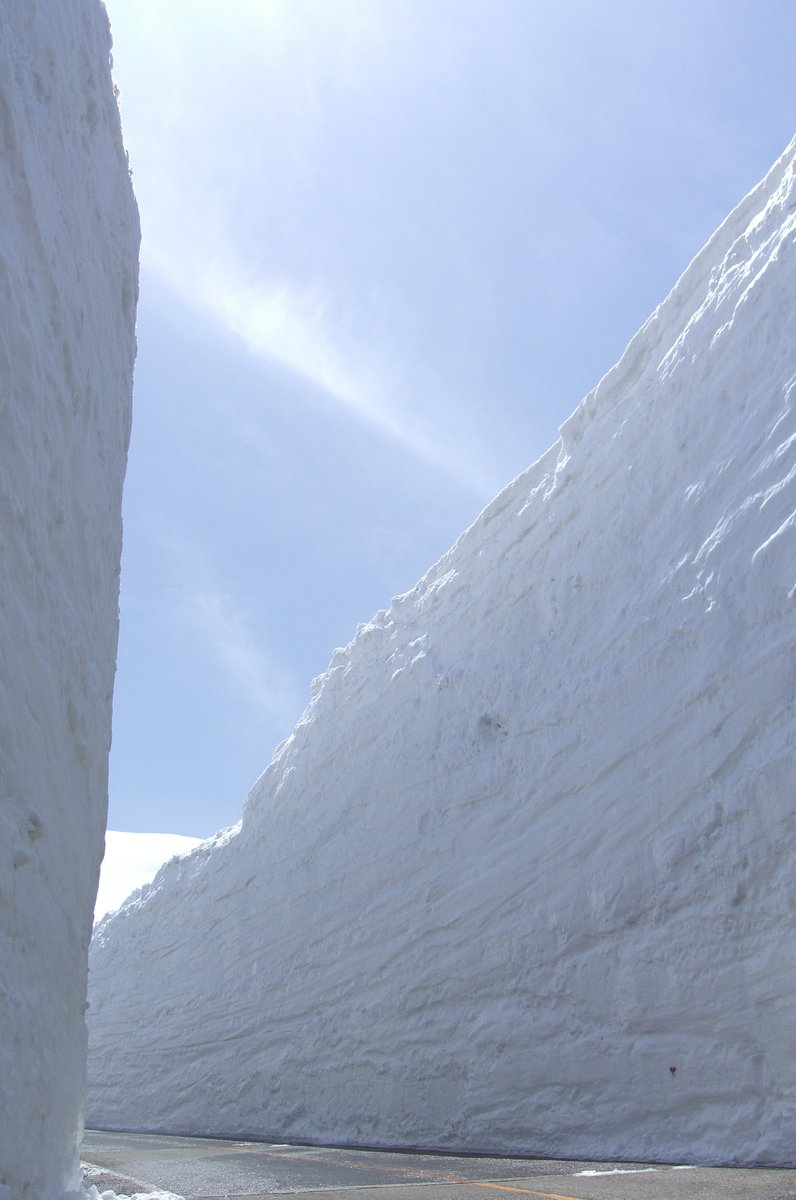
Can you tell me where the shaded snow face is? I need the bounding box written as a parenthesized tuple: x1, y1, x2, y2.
(89, 139, 796, 1165)
(0, 2, 138, 1197)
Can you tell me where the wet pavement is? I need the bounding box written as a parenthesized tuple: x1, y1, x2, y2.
(80, 1130, 796, 1200)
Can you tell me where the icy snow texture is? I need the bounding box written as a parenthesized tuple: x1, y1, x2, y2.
(0, 1, 138, 1196)
(88, 139, 796, 1165)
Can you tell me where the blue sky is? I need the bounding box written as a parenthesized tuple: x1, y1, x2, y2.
(103, 0, 795, 837)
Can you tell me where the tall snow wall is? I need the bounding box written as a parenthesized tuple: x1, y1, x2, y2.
(0, 2, 138, 1196)
(88, 139, 795, 1165)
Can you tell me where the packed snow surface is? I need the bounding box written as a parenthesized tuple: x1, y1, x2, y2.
(88, 138, 796, 1164)
(0, 1, 138, 1197)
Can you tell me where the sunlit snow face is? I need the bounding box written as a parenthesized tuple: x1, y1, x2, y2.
(95, 831, 203, 922)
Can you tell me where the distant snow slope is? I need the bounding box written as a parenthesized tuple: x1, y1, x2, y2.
(88, 138, 795, 1166)
(95, 833, 203, 923)
(0, 2, 138, 1197)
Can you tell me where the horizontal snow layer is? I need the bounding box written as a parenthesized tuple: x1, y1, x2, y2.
(0, 2, 139, 1198)
(88, 137, 796, 1165)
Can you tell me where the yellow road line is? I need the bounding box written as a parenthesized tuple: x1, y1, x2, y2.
(430, 1177, 580, 1200)
(250, 1147, 585, 1200)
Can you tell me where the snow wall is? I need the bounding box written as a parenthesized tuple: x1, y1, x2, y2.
(0, 2, 138, 1196)
(88, 139, 795, 1165)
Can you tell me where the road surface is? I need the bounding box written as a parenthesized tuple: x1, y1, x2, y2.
(81, 1130, 796, 1200)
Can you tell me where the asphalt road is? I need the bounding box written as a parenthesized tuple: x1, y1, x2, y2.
(81, 1130, 796, 1200)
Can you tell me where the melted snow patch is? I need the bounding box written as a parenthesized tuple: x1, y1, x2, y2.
(576, 1167, 658, 1176)
(84, 1191, 184, 1200)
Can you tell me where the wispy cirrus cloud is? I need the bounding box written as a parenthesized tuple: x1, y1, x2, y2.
(160, 530, 302, 729)
(107, 0, 503, 500)
(161, 253, 498, 498)
(181, 585, 302, 729)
